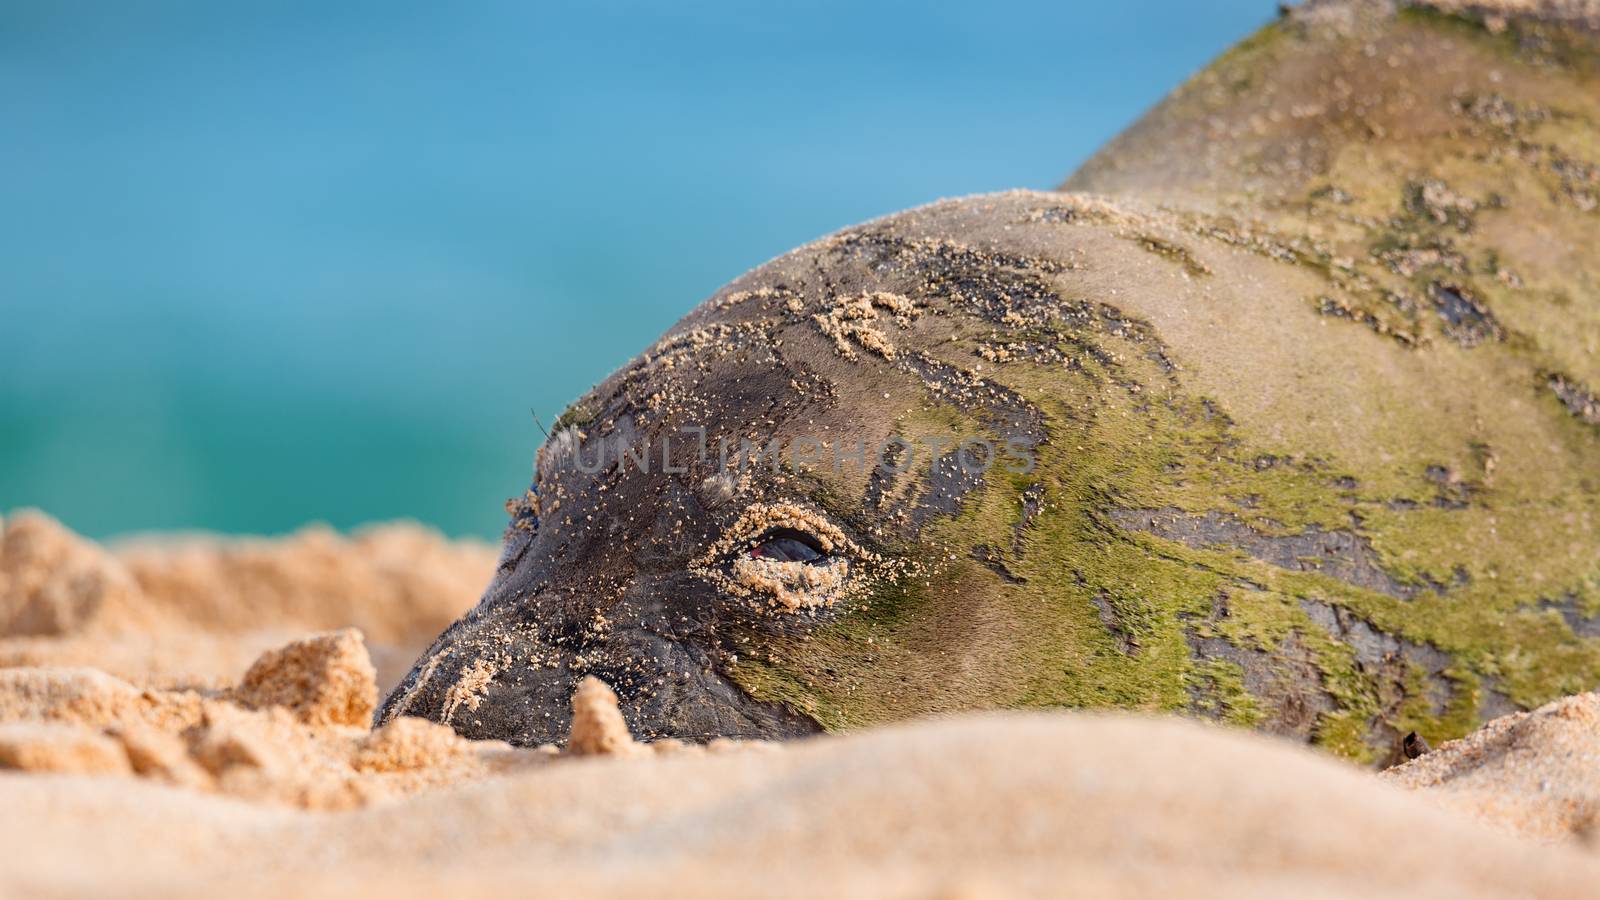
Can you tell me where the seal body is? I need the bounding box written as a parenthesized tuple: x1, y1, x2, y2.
(383, 1, 1600, 763)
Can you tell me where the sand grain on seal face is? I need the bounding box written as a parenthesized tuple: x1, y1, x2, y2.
(440, 657, 501, 725)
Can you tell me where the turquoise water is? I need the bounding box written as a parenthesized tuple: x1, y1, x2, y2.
(0, 1, 1269, 539)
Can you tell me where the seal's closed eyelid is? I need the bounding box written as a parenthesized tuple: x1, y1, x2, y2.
(746, 527, 828, 564)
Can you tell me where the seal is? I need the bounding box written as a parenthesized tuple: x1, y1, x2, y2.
(381, 0, 1600, 763)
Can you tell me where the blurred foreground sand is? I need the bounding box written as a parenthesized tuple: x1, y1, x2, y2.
(4, 509, 1600, 899)
(0, 508, 497, 693)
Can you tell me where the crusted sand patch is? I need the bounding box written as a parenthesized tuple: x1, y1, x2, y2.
(810, 291, 923, 361)
(727, 555, 850, 611)
(228, 629, 377, 726)
(440, 656, 501, 725)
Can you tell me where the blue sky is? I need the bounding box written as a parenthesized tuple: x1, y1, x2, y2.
(0, 0, 1272, 538)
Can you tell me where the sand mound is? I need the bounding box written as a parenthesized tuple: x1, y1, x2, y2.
(0, 510, 144, 637)
(0, 722, 132, 775)
(0, 509, 496, 691)
(0, 629, 538, 810)
(6, 510, 1600, 896)
(567, 675, 643, 756)
(0, 617, 1598, 897)
(228, 629, 377, 726)
(4, 698, 1600, 898)
(1384, 691, 1600, 842)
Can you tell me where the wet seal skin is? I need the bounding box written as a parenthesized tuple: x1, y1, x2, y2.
(383, 0, 1600, 764)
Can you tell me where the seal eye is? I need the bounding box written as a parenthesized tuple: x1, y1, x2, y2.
(747, 528, 827, 564)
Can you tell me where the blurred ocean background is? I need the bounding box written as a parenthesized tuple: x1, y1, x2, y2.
(1, 0, 1269, 540)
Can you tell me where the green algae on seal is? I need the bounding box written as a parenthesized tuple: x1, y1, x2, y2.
(382, 0, 1600, 764)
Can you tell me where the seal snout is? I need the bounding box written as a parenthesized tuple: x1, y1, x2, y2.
(378, 597, 821, 746)
(374, 607, 580, 745)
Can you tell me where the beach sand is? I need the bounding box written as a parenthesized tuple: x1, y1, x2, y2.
(4, 508, 1600, 898)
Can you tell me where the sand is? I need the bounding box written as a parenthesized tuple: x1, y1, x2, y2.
(1383, 692, 1600, 842)
(5, 508, 1600, 898)
(0, 508, 498, 692)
